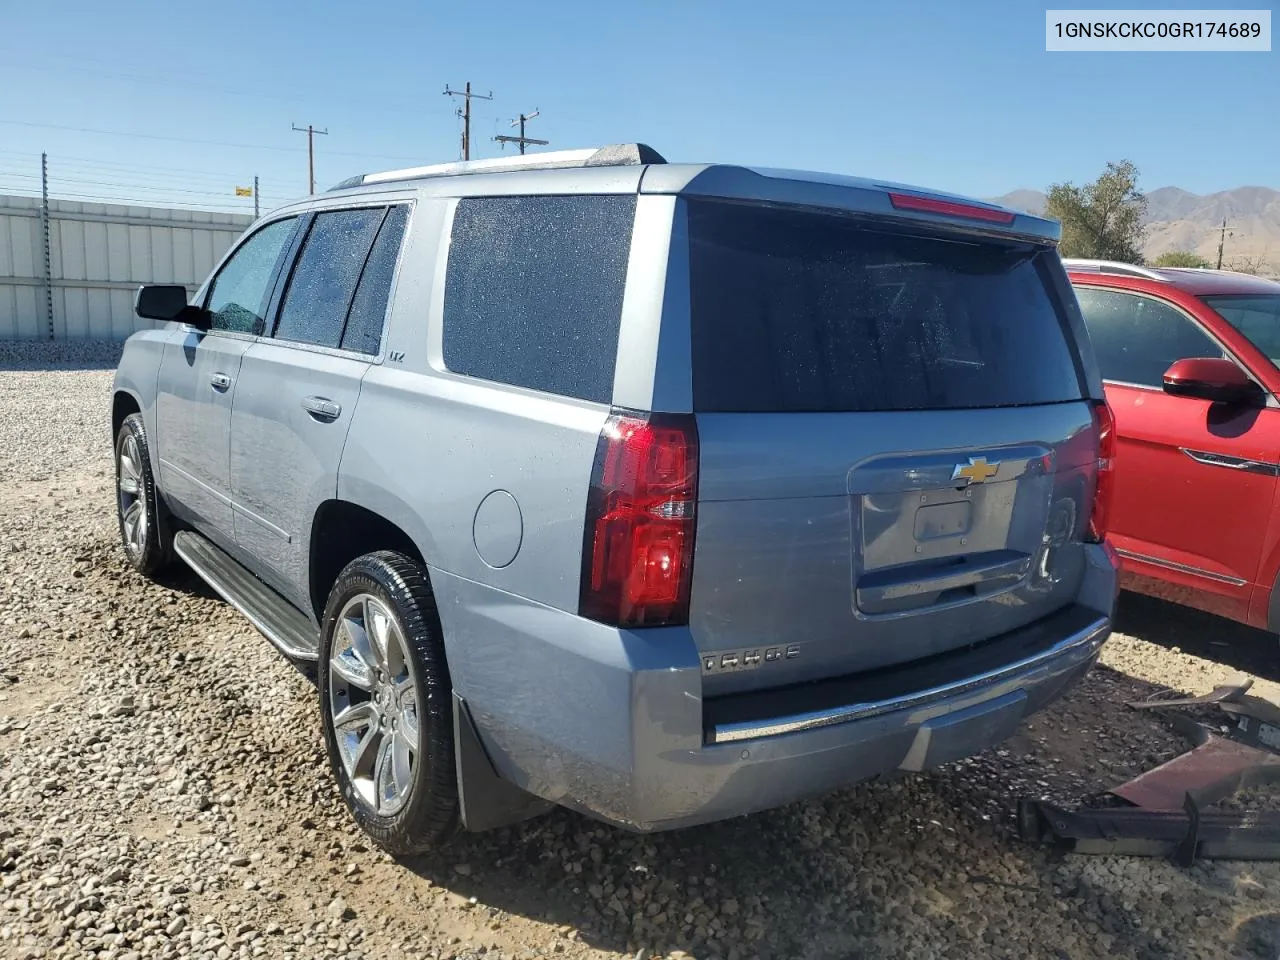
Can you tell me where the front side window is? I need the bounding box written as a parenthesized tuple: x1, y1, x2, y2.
(1075, 287, 1224, 388)
(274, 208, 387, 349)
(1203, 295, 1280, 367)
(441, 195, 636, 403)
(205, 217, 297, 334)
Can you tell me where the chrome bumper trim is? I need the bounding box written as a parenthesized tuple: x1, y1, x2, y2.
(708, 617, 1110, 744)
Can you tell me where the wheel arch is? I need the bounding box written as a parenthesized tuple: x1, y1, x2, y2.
(112, 390, 142, 440)
(308, 498, 430, 623)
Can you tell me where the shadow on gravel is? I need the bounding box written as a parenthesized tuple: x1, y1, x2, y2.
(388, 664, 1234, 960)
(1116, 591, 1280, 684)
(153, 561, 320, 681)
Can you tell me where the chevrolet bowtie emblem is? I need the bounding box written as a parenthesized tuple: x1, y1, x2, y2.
(952, 457, 1000, 484)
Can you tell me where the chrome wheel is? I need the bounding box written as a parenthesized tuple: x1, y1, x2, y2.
(117, 433, 148, 558)
(328, 593, 420, 816)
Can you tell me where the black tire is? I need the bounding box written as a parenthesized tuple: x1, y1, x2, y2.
(114, 413, 173, 577)
(319, 551, 458, 855)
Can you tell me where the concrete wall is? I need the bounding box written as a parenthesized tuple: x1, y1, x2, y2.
(0, 195, 252, 340)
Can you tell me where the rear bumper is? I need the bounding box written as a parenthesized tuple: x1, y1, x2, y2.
(431, 546, 1115, 832)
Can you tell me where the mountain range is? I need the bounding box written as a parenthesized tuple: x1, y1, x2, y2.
(987, 186, 1280, 273)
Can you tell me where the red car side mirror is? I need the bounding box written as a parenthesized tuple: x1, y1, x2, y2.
(1162, 357, 1262, 405)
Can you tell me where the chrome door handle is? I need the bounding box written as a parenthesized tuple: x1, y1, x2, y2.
(209, 373, 233, 391)
(302, 396, 342, 421)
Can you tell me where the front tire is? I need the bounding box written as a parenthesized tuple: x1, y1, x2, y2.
(319, 551, 458, 855)
(114, 413, 173, 577)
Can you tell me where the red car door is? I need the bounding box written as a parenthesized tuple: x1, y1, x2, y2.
(1075, 283, 1280, 625)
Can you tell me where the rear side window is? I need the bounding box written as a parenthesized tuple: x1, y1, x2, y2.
(1075, 287, 1223, 387)
(275, 208, 386, 349)
(686, 200, 1084, 413)
(342, 205, 410, 355)
(442, 195, 636, 403)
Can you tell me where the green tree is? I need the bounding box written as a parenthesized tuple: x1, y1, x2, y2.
(1153, 250, 1211, 268)
(1045, 160, 1148, 263)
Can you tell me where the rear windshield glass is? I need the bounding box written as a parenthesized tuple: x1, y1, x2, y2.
(686, 200, 1084, 413)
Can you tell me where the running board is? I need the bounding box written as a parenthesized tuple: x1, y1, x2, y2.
(173, 531, 320, 661)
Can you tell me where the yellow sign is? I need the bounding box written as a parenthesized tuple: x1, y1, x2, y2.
(235, 186, 253, 197)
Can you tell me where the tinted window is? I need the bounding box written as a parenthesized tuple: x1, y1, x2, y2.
(274, 208, 385, 348)
(1203, 295, 1280, 364)
(205, 218, 296, 334)
(342, 205, 409, 355)
(1075, 287, 1223, 387)
(687, 201, 1083, 413)
(442, 195, 636, 402)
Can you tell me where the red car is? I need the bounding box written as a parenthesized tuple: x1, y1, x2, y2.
(1066, 259, 1280, 631)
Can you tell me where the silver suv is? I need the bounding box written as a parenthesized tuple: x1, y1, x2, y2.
(111, 144, 1118, 854)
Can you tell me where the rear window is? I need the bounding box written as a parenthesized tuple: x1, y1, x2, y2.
(686, 200, 1085, 413)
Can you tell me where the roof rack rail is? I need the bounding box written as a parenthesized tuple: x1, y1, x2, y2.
(329, 143, 667, 191)
(1061, 258, 1171, 283)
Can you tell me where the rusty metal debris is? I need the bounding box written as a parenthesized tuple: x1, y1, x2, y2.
(1124, 679, 1251, 711)
(1018, 679, 1280, 864)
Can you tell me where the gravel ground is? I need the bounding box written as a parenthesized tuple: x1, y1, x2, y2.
(2, 339, 1280, 960)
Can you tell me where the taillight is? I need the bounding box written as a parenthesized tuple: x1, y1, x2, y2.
(1087, 399, 1116, 543)
(887, 192, 1016, 224)
(579, 411, 699, 628)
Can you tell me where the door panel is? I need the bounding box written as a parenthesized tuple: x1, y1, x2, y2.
(1105, 382, 1280, 622)
(226, 207, 403, 611)
(153, 216, 300, 543)
(229, 343, 369, 610)
(155, 331, 252, 543)
(1075, 284, 1280, 623)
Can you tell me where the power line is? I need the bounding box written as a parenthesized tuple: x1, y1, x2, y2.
(25, 154, 292, 187)
(443, 83, 493, 161)
(494, 110, 549, 156)
(14, 189, 261, 212)
(45, 175, 267, 200)
(292, 124, 329, 195)
(0, 119, 425, 162)
(0, 57, 464, 118)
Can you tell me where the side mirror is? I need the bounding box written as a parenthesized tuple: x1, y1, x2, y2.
(135, 285, 210, 330)
(1162, 357, 1262, 405)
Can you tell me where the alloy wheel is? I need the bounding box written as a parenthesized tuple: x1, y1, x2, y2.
(328, 593, 420, 816)
(117, 434, 148, 558)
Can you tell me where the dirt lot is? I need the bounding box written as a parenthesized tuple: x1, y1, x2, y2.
(2, 343, 1280, 960)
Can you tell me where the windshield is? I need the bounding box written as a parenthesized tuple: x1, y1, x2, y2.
(1203, 295, 1280, 366)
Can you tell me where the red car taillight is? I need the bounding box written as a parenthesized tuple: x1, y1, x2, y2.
(579, 411, 699, 628)
(1087, 399, 1116, 543)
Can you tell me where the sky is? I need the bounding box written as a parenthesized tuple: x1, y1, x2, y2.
(0, 0, 1275, 215)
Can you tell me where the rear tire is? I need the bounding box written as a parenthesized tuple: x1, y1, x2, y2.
(319, 551, 458, 855)
(114, 413, 173, 577)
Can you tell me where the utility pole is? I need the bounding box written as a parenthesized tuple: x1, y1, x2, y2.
(253, 175, 260, 219)
(494, 110, 549, 155)
(1216, 217, 1228, 270)
(291, 123, 329, 194)
(443, 82, 492, 160)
